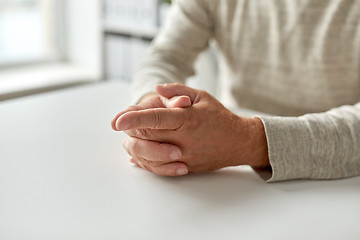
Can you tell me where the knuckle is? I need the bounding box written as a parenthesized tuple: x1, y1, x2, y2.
(199, 90, 211, 100)
(135, 128, 149, 139)
(185, 111, 200, 129)
(152, 110, 162, 129)
(173, 108, 188, 130)
(198, 89, 207, 96)
(135, 128, 156, 140)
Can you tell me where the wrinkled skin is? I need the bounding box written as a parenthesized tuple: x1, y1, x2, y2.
(112, 84, 269, 176)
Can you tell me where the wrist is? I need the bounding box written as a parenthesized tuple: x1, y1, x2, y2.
(238, 117, 270, 168)
(250, 117, 270, 167)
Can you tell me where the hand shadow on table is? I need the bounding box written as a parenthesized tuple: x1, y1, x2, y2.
(150, 166, 360, 211)
(151, 167, 270, 210)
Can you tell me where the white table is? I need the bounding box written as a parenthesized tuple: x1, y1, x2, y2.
(1, 82, 359, 240)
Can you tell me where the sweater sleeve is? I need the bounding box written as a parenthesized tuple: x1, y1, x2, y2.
(131, 0, 214, 103)
(258, 102, 360, 182)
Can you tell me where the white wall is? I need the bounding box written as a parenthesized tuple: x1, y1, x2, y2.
(187, 45, 219, 97)
(65, 0, 102, 79)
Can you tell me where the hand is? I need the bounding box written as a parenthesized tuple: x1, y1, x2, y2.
(113, 84, 270, 176)
(111, 89, 192, 176)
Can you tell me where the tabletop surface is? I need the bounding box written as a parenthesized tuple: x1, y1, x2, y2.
(0, 81, 359, 240)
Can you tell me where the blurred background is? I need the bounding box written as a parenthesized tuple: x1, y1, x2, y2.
(0, 0, 218, 101)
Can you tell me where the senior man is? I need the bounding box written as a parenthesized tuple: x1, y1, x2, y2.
(112, 0, 360, 182)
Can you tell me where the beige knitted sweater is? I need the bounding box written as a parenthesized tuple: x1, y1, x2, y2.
(133, 0, 360, 181)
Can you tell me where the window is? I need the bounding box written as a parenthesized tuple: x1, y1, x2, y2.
(0, 0, 63, 67)
(0, 0, 101, 101)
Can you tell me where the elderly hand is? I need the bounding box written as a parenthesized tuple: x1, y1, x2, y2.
(111, 88, 192, 176)
(112, 84, 269, 176)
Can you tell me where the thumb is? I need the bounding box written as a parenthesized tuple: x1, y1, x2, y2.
(162, 95, 192, 108)
(156, 83, 199, 103)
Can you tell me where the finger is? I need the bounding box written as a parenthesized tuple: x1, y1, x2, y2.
(112, 94, 191, 131)
(116, 108, 187, 131)
(150, 162, 189, 176)
(162, 95, 192, 108)
(131, 157, 166, 169)
(124, 128, 167, 142)
(156, 83, 199, 104)
(111, 105, 145, 131)
(132, 158, 189, 176)
(123, 138, 182, 162)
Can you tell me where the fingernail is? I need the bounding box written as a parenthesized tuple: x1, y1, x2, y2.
(176, 168, 188, 176)
(116, 118, 130, 131)
(170, 150, 182, 160)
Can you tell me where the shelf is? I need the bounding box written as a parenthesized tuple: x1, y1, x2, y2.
(103, 21, 159, 39)
(0, 63, 99, 101)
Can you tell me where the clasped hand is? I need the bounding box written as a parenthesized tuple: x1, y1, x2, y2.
(111, 84, 269, 176)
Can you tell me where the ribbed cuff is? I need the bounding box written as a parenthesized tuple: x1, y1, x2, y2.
(257, 116, 312, 182)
